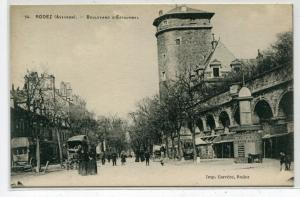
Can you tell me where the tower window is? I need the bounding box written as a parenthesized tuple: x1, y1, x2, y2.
(175, 38, 181, 45)
(163, 20, 168, 25)
(162, 71, 166, 81)
(213, 67, 220, 77)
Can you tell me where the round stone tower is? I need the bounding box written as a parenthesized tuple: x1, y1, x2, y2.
(153, 5, 215, 93)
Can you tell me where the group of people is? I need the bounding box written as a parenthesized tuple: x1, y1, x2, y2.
(77, 143, 97, 176)
(279, 152, 292, 171)
(134, 149, 152, 166)
(97, 150, 127, 166)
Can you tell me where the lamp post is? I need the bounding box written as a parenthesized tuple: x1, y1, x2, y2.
(33, 120, 40, 173)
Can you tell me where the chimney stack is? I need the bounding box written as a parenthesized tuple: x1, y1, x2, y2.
(211, 33, 218, 49)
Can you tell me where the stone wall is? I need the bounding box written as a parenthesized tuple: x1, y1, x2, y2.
(197, 65, 293, 128)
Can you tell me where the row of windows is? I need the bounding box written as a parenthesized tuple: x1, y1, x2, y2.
(161, 19, 210, 26)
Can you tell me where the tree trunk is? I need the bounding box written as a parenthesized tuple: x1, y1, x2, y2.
(165, 135, 169, 158)
(191, 126, 197, 162)
(36, 136, 40, 173)
(56, 127, 63, 167)
(177, 130, 182, 160)
(171, 135, 175, 159)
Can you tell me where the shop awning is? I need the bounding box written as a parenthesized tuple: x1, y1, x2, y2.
(213, 134, 234, 144)
(262, 132, 290, 139)
(153, 145, 161, 151)
(195, 138, 207, 145)
(11, 137, 30, 148)
(67, 135, 87, 142)
(201, 136, 217, 144)
(180, 135, 192, 140)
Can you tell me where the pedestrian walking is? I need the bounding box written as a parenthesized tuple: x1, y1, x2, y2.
(121, 151, 127, 165)
(107, 150, 111, 163)
(285, 154, 291, 170)
(135, 150, 140, 162)
(87, 145, 97, 175)
(112, 151, 117, 166)
(78, 143, 88, 176)
(280, 152, 286, 171)
(160, 146, 166, 158)
(100, 151, 106, 165)
(145, 150, 150, 166)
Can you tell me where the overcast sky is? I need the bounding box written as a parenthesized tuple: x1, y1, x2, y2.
(10, 4, 292, 119)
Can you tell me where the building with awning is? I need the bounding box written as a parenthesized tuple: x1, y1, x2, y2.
(212, 134, 234, 158)
(195, 137, 207, 145)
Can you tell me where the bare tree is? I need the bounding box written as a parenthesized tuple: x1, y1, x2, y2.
(23, 71, 47, 172)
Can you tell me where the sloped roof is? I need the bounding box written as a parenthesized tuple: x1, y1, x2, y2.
(210, 59, 222, 65)
(153, 5, 214, 26)
(167, 5, 211, 14)
(206, 41, 236, 70)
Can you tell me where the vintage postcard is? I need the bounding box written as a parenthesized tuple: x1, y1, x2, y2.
(10, 4, 293, 187)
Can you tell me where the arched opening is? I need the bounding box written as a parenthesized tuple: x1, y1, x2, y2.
(278, 91, 293, 120)
(196, 118, 204, 131)
(206, 114, 216, 130)
(234, 106, 240, 125)
(219, 111, 230, 128)
(253, 100, 273, 124)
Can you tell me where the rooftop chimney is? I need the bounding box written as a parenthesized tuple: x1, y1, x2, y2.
(211, 33, 218, 49)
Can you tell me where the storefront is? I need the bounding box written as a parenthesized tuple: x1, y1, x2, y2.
(212, 134, 234, 158)
(196, 136, 217, 159)
(262, 132, 293, 160)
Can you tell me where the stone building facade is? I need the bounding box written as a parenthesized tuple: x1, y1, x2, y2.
(153, 5, 293, 162)
(153, 5, 237, 96)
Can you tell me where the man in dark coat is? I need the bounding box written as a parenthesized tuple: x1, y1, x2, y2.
(121, 151, 127, 165)
(285, 154, 291, 170)
(280, 152, 286, 171)
(88, 145, 97, 175)
(112, 151, 117, 166)
(145, 150, 150, 166)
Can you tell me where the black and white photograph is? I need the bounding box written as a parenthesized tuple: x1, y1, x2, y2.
(9, 3, 293, 187)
